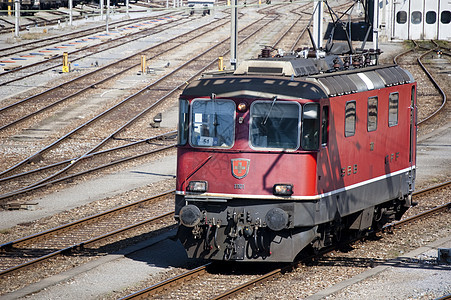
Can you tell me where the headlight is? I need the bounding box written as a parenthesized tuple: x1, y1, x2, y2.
(273, 184, 293, 196)
(187, 181, 208, 192)
(237, 102, 248, 112)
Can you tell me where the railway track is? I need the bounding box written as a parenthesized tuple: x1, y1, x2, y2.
(120, 181, 451, 299)
(393, 40, 448, 125)
(0, 190, 176, 280)
(415, 40, 449, 125)
(0, 12, 186, 82)
(0, 7, 98, 35)
(271, 9, 309, 51)
(0, 14, 172, 58)
(0, 131, 177, 204)
(271, 0, 353, 52)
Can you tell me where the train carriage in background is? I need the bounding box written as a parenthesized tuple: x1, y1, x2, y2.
(174, 48, 417, 262)
(187, 0, 214, 16)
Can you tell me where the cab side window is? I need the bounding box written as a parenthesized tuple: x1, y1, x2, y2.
(389, 93, 399, 127)
(345, 101, 356, 137)
(367, 96, 378, 132)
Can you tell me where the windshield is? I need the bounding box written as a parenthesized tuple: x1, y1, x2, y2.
(250, 101, 301, 150)
(190, 99, 235, 148)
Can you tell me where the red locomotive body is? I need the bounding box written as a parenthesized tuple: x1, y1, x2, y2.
(175, 54, 416, 262)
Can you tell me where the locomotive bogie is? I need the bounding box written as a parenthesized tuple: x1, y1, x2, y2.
(177, 220, 318, 262)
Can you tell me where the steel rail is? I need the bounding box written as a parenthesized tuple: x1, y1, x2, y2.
(393, 40, 447, 126)
(415, 42, 448, 125)
(285, 0, 354, 53)
(289, 11, 310, 52)
(271, 8, 307, 50)
(119, 263, 212, 300)
(0, 189, 174, 250)
(211, 267, 287, 300)
(413, 179, 451, 197)
(435, 293, 451, 300)
(0, 191, 176, 279)
(388, 202, 451, 231)
(385, 180, 451, 229)
(0, 13, 93, 35)
(0, 10, 106, 37)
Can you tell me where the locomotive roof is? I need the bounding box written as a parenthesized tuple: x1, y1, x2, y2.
(311, 64, 414, 97)
(181, 76, 328, 100)
(182, 56, 414, 99)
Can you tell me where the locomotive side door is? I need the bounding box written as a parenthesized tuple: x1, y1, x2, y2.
(317, 103, 334, 194)
(409, 85, 417, 185)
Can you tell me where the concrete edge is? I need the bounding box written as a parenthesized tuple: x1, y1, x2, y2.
(305, 235, 451, 300)
(3, 228, 177, 300)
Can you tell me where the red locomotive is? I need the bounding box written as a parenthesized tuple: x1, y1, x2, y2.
(174, 47, 417, 261)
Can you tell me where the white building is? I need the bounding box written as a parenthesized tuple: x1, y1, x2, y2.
(377, 0, 450, 40)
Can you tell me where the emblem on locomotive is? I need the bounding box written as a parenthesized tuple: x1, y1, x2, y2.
(231, 158, 250, 179)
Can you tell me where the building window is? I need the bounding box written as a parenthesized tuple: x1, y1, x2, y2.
(389, 93, 399, 127)
(411, 11, 422, 24)
(441, 11, 451, 24)
(426, 11, 437, 24)
(367, 96, 378, 132)
(345, 101, 356, 137)
(396, 11, 407, 24)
